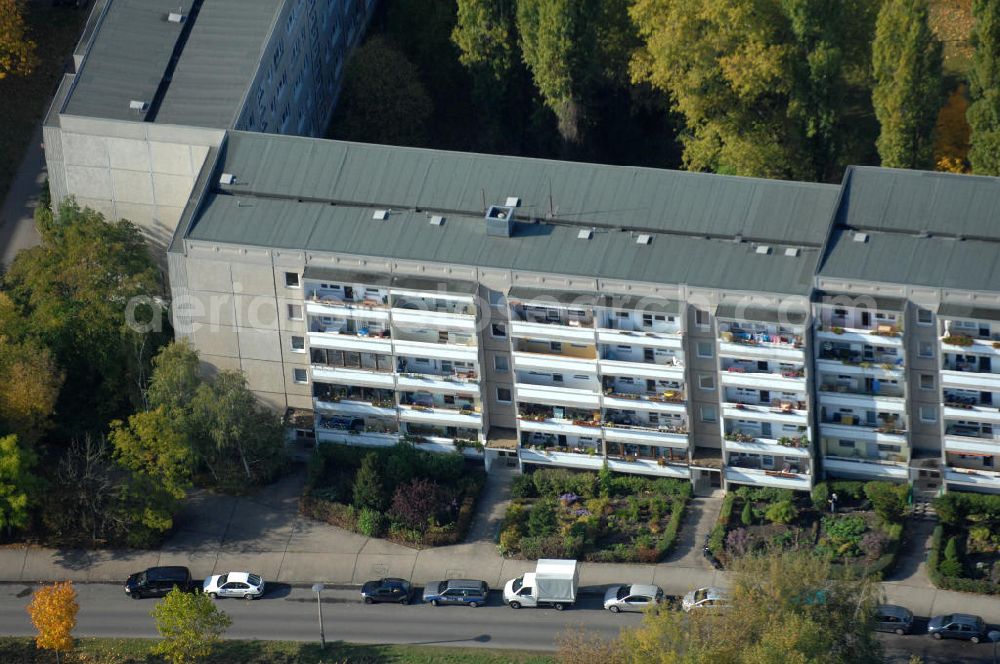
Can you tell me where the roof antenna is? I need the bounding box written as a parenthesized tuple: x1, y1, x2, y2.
(481, 188, 486, 215)
(547, 179, 554, 219)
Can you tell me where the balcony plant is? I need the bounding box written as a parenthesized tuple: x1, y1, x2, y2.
(830, 326, 845, 334)
(942, 334, 974, 347)
(725, 431, 755, 443)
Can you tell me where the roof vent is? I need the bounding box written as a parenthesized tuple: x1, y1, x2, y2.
(429, 215, 445, 226)
(486, 205, 515, 237)
(733, 234, 744, 244)
(577, 229, 593, 240)
(219, 173, 236, 185)
(505, 196, 521, 208)
(755, 245, 771, 255)
(636, 234, 652, 245)
(372, 209, 389, 220)
(917, 230, 931, 238)
(167, 12, 186, 23)
(129, 100, 149, 112)
(784, 247, 800, 257)
(853, 232, 869, 243)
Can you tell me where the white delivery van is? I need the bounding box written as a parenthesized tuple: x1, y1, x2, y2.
(503, 559, 579, 610)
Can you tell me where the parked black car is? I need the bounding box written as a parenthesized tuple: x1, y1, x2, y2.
(874, 604, 915, 635)
(361, 578, 412, 604)
(927, 613, 988, 642)
(124, 566, 192, 599)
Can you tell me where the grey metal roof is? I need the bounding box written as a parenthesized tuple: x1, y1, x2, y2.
(818, 228, 1000, 292)
(64, 0, 192, 121)
(63, 0, 279, 128)
(156, 0, 280, 128)
(836, 166, 1000, 239)
(936, 303, 1000, 322)
(215, 132, 841, 245)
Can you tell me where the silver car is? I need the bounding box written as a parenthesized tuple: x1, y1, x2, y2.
(681, 586, 731, 612)
(603, 584, 664, 613)
(202, 572, 265, 600)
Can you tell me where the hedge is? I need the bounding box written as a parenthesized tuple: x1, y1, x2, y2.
(926, 523, 1000, 595)
(708, 493, 736, 558)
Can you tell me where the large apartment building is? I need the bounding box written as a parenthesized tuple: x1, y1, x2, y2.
(43, 1, 1000, 498)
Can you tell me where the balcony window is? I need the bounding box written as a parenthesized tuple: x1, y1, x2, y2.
(699, 374, 715, 390)
(697, 342, 714, 358)
(918, 342, 934, 358)
(920, 406, 937, 423)
(701, 406, 717, 423)
(488, 291, 505, 308)
(695, 310, 709, 328)
(287, 304, 303, 320)
(290, 335, 305, 352)
(491, 323, 507, 338)
(293, 368, 308, 384)
(917, 309, 933, 325)
(497, 387, 512, 403)
(494, 355, 509, 373)
(919, 374, 935, 390)
(285, 272, 300, 288)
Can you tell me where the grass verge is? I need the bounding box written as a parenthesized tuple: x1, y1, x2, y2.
(0, 637, 556, 663)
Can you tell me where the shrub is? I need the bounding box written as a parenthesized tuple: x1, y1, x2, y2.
(357, 507, 385, 537)
(741, 501, 753, 526)
(597, 463, 613, 498)
(938, 557, 963, 577)
(519, 534, 569, 559)
(726, 527, 752, 557)
(658, 496, 688, 557)
(811, 482, 830, 511)
(864, 481, 908, 523)
(860, 530, 888, 560)
(765, 500, 798, 525)
(352, 453, 386, 511)
(968, 526, 996, 553)
(527, 499, 558, 537)
(944, 536, 960, 563)
(498, 527, 521, 555)
(388, 477, 446, 533)
(823, 515, 866, 541)
(511, 474, 536, 499)
(708, 493, 736, 557)
(828, 481, 865, 500)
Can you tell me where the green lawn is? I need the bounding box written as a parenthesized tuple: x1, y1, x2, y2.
(0, 5, 87, 201)
(0, 637, 555, 663)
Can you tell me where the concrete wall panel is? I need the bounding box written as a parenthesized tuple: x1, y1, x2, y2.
(235, 293, 278, 330)
(111, 169, 154, 205)
(186, 260, 233, 293)
(238, 327, 282, 362)
(232, 262, 277, 297)
(62, 132, 109, 167)
(107, 137, 152, 172)
(152, 173, 195, 208)
(65, 165, 112, 200)
(240, 358, 286, 394)
(150, 141, 196, 176)
(191, 325, 240, 358)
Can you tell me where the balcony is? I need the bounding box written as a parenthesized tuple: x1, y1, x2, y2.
(306, 288, 390, 311)
(596, 308, 682, 337)
(315, 413, 398, 446)
(605, 442, 690, 478)
(819, 412, 907, 443)
(510, 319, 597, 343)
(311, 365, 396, 389)
(944, 423, 999, 442)
(943, 465, 1000, 489)
(602, 424, 689, 448)
(815, 323, 903, 347)
(720, 370, 806, 393)
(307, 318, 393, 353)
(721, 402, 808, 426)
(943, 436, 1000, 456)
(402, 422, 483, 444)
(724, 465, 812, 491)
(940, 334, 1000, 356)
(514, 383, 601, 409)
(519, 446, 606, 472)
(390, 295, 475, 317)
(393, 331, 478, 363)
(816, 386, 906, 413)
(511, 303, 594, 327)
(398, 403, 483, 428)
(815, 345, 904, 372)
(723, 431, 811, 458)
(718, 325, 805, 361)
(822, 456, 909, 480)
(512, 350, 597, 375)
(602, 390, 687, 414)
(596, 329, 682, 350)
(396, 371, 480, 395)
(940, 369, 1000, 392)
(598, 349, 684, 380)
(518, 403, 605, 436)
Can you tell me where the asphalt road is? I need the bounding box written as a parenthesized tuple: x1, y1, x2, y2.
(0, 583, 994, 662)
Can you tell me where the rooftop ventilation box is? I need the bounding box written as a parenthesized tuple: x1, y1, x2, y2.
(486, 205, 515, 237)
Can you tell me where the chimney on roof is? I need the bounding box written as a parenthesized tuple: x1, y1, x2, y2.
(486, 205, 515, 237)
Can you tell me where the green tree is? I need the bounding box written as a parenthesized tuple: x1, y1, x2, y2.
(2, 200, 165, 433)
(109, 406, 194, 500)
(352, 452, 385, 512)
(0, 434, 33, 535)
(872, 0, 944, 169)
(863, 481, 908, 523)
(611, 552, 883, 664)
(151, 587, 231, 664)
(330, 36, 433, 147)
(630, 0, 875, 180)
(0, 0, 37, 81)
(516, 0, 599, 143)
(741, 501, 754, 526)
(0, 337, 63, 445)
(765, 500, 798, 525)
(189, 371, 285, 490)
(968, 0, 1000, 174)
(147, 340, 202, 415)
(453, 0, 518, 80)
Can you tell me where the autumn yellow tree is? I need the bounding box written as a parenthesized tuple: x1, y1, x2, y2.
(0, 0, 37, 80)
(26, 581, 79, 663)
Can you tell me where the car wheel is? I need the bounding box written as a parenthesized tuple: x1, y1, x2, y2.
(364, 597, 374, 604)
(244, 594, 254, 601)
(932, 632, 942, 640)
(894, 628, 905, 636)
(971, 636, 981, 644)
(509, 601, 521, 609)
(554, 603, 565, 611)
(469, 601, 479, 608)
(609, 605, 621, 613)
(430, 599, 439, 607)
(208, 593, 218, 600)
(400, 596, 409, 605)
(130, 592, 142, 600)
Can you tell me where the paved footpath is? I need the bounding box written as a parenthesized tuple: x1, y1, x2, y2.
(0, 468, 996, 626)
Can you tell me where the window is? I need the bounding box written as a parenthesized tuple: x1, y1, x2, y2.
(488, 291, 505, 308)
(695, 310, 709, 327)
(285, 272, 300, 288)
(293, 368, 308, 384)
(697, 342, 714, 358)
(917, 309, 933, 325)
(290, 335, 305, 352)
(287, 304, 303, 320)
(491, 323, 507, 338)
(919, 373, 935, 390)
(877, 444, 901, 453)
(839, 439, 855, 448)
(494, 355, 509, 373)
(920, 406, 938, 423)
(550, 341, 563, 352)
(700, 406, 717, 423)
(496, 387, 512, 403)
(552, 374, 564, 383)
(918, 341, 934, 358)
(698, 374, 715, 390)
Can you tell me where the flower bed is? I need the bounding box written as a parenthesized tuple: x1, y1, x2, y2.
(299, 443, 485, 547)
(710, 480, 905, 576)
(497, 466, 691, 562)
(927, 493, 1000, 594)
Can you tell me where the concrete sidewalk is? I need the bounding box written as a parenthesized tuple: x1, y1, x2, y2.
(0, 469, 996, 625)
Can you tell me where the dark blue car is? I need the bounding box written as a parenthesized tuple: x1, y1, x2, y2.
(422, 579, 489, 607)
(927, 614, 988, 642)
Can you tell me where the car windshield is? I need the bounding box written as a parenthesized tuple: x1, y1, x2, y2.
(248, 574, 262, 586)
(617, 585, 631, 600)
(437, 581, 448, 593)
(217, 574, 228, 585)
(134, 572, 146, 584)
(512, 577, 523, 593)
(655, 589, 664, 602)
(693, 589, 709, 602)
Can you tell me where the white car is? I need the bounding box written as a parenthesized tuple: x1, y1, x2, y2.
(202, 572, 265, 600)
(681, 586, 730, 612)
(603, 584, 664, 613)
